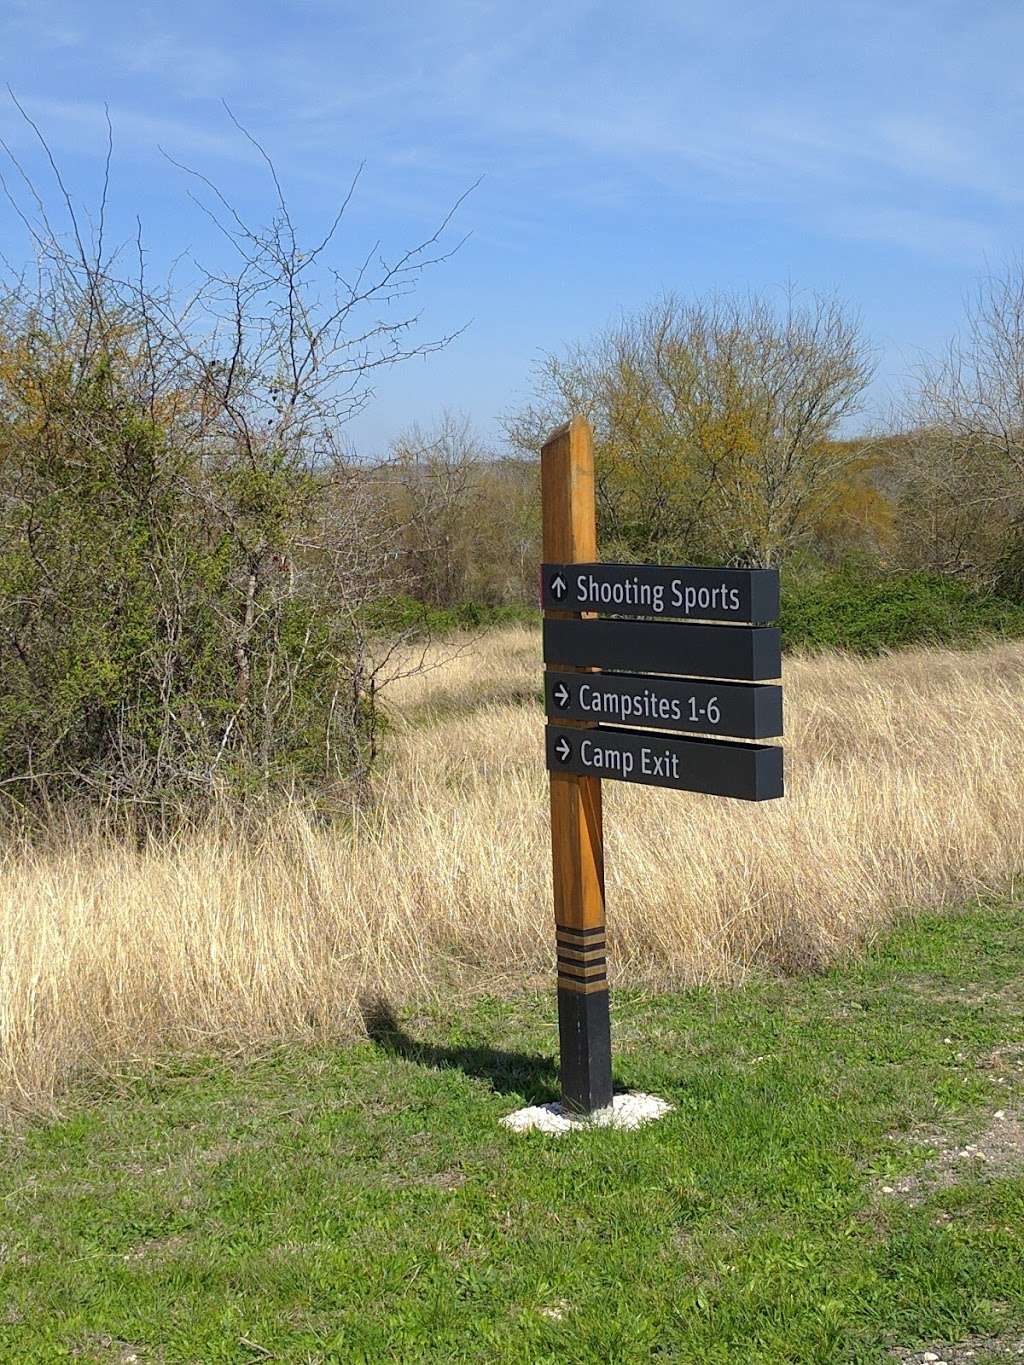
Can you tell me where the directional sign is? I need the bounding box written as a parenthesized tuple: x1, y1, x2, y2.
(546, 724, 783, 801)
(539, 420, 789, 1115)
(545, 671, 783, 740)
(542, 563, 779, 623)
(544, 617, 782, 682)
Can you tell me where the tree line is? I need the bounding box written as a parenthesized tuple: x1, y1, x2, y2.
(408, 276, 1024, 597)
(2, 122, 1023, 820)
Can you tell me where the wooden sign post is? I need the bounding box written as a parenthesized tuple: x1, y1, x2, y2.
(541, 416, 784, 1117)
(541, 417, 613, 1114)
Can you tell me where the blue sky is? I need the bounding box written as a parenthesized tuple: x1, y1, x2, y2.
(2, 0, 1023, 452)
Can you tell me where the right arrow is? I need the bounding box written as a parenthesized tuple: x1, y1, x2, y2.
(553, 682, 570, 708)
(555, 736, 572, 762)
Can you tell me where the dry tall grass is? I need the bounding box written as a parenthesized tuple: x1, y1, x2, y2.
(2, 626, 1023, 1120)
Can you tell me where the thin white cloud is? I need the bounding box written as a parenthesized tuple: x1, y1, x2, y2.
(0, 97, 258, 166)
(2, 0, 1020, 266)
(826, 206, 998, 264)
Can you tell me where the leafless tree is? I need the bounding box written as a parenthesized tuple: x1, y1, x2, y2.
(904, 261, 1024, 581)
(0, 101, 471, 813)
(390, 411, 485, 605)
(917, 260, 1024, 483)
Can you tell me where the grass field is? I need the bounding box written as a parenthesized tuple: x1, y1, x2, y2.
(1, 899, 1022, 1362)
(3, 627, 1024, 1120)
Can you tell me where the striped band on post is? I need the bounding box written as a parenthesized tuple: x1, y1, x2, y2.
(556, 923, 607, 993)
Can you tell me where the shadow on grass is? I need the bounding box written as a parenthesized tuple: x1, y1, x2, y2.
(362, 997, 559, 1103)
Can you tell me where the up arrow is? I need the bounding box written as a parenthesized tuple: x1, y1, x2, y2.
(550, 573, 567, 600)
(553, 682, 570, 708)
(554, 736, 572, 762)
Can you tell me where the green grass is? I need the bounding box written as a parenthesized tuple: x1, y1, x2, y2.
(2, 902, 1023, 1363)
(780, 568, 1024, 655)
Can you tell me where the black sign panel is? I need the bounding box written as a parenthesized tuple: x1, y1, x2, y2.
(545, 671, 783, 740)
(543, 562, 779, 623)
(546, 725, 783, 801)
(544, 618, 781, 682)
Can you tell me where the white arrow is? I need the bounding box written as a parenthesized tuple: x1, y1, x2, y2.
(550, 573, 567, 600)
(553, 682, 570, 707)
(555, 737, 572, 762)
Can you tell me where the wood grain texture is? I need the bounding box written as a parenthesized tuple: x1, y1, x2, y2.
(541, 417, 598, 564)
(541, 417, 605, 934)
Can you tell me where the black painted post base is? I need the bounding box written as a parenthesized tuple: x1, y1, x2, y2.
(557, 985, 613, 1114)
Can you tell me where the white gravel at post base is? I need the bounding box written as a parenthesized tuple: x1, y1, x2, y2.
(501, 1092, 671, 1134)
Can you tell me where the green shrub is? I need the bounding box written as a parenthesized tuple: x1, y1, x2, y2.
(371, 573, 1024, 659)
(780, 567, 1024, 654)
(0, 321, 397, 813)
(362, 595, 539, 638)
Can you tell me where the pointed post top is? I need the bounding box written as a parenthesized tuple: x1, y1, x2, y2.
(540, 416, 596, 564)
(541, 413, 590, 455)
